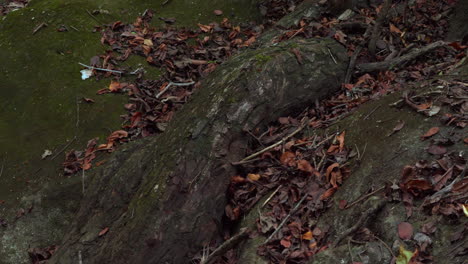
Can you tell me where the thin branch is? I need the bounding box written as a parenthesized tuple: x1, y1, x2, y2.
(51, 137, 77, 160)
(264, 194, 308, 244)
(200, 228, 250, 264)
(155, 81, 195, 99)
(237, 119, 308, 163)
(0, 156, 5, 178)
(368, 0, 392, 56)
(358, 41, 446, 72)
(78, 62, 124, 74)
(344, 186, 385, 209)
(262, 185, 282, 208)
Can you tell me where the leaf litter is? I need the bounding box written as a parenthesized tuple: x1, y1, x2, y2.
(35, 0, 467, 263)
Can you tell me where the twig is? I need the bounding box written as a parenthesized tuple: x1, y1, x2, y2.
(344, 46, 362, 84)
(162, 0, 171, 6)
(76, 97, 80, 128)
(51, 137, 77, 160)
(363, 106, 380, 120)
(200, 228, 250, 264)
(262, 185, 282, 208)
(327, 48, 337, 64)
(78, 250, 83, 264)
(32, 22, 47, 35)
(238, 120, 308, 163)
(155, 81, 195, 99)
(264, 194, 308, 244)
(81, 168, 85, 195)
(372, 234, 396, 258)
(70, 25, 79, 31)
(332, 199, 385, 248)
(78, 62, 124, 74)
(368, 0, 392, 56)
(423, 165, 467, 206)
(0, 156, 5, 178)
(358, 40, 446, 72)
(344, 186, 385, 209)
(86, 9, 102, 24)
(348, 239, 355, 263)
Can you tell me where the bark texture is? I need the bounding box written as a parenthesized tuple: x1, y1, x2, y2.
(48, 38, 347, 264)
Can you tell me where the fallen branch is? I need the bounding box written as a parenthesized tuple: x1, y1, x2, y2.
(345, 186, 385, 209)
(357, 41, 446, 72)
(51, 137, 77, 160)
(200, 228, 250, 264)
(332, 199, 385, 248)
(0, 156, 5, 178)
(368, 0, 392, 56)
(236, 119, 308, 164)
(155, 81, 195, 99)
(264, 194, 308, 244)
(78, 63, 124, 74)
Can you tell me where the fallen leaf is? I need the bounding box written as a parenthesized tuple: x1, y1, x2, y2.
(463, 204, 468, 217)
(320, 187, 337, 200)
(197, 23, 212, 33)
(389, 120, 405, 136)
(420, 127, 439, 140)
(302, 231, 313, 240)
(247, 173, 261, 181)
(396, 245, 417, 264)
(83, 97, 95, 103)
(231, 175, 245, 184)
(297, 159, 314, 175)
(109, 81, 124, 92)
(339, 200, 347, 209)
(325, 163, 340, 182)
(390, 23, 403, 34)
(427, 145, 447, 155)
(336, 131, 345, 151)
(280, 151, 296, 166)
(98, 227, 109, 237)
(213, 10, 223, 16)
(398, 222, 413, 240)
(280, 238, 291, 248)
(404, 179, 432, 191)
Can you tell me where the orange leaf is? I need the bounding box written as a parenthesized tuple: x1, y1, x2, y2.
(325, 163, 340, 182)
(280, 238, 291, 248)
(247, 173, 261, 181)
(326, 144, 339, 154)
(109, 81, 124, 92)
(320, 187, 337, 200)
(420, 127, 439, 140)
(297, 159, 314, 175)
(389, 23, 402, 34)
(336, 131, 345, 151)
(231, 175, 245, 184)
(280, 151, 296, 166)
(302, 231, 313, 240)
(197, 23, 212, 33)
(98, 227, 109, 237)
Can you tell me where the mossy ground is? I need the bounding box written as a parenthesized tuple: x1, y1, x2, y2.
(0, 0, 260, 206)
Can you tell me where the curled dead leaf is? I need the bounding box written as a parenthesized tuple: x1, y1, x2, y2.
(302, 231, 313, 240)
(280, 151, 296, 167)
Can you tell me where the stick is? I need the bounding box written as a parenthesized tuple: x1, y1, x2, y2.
(332, 199, 385, 248)
(32, 22, 47, 35)
(264, 194, 308, 244)
(78, 63, 124, 74)
(423, 165, 466, 206)
(76, 97, 80, 128)
(262, 185, 281, 208)
(82, 168, 85, 195)
(238, 120, 307, 163)
(328, 48, 337, 64)
(368, 0, 392, 56)
(51, 137, 77, 160)
(86, 9, 102, 24)
(344, 186, 385, 209)
(363, 106, 380, 120)
(0, 156, 5, 179)
(155, 81, 195, 99)
(78, 250, 83, 264)
(200, 228, 250, 264)
(358, 41, 446, 72)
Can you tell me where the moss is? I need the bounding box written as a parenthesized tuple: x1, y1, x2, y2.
(254, 53, 273, 67)
(0, 0, 261, 204)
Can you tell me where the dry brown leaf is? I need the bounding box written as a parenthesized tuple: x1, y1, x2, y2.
(247, 173, 261, 181)
(420, 127, 439, 140)
(398, 222, 413, 240)
(320, 187, 337, 200)
(336, 131, 345, 151)
(297, 159, 314, 175)
(280, 151, 296, 166)
(325, 163, 340, 182)
(389, 23, 403, 34)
